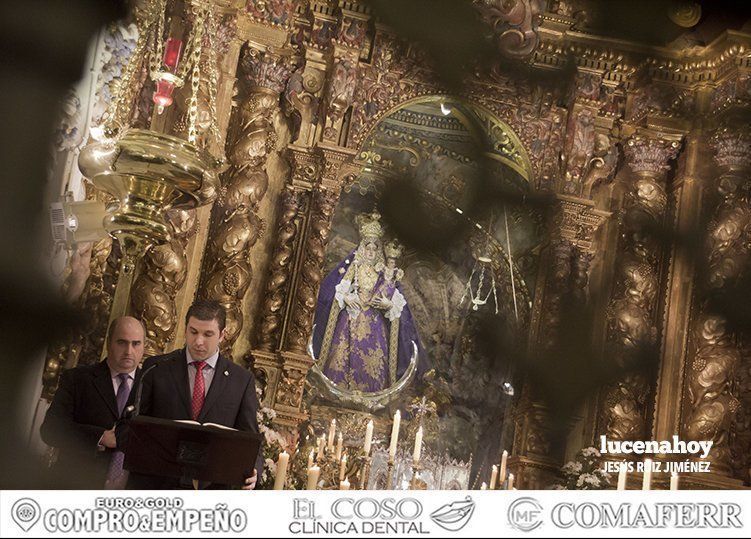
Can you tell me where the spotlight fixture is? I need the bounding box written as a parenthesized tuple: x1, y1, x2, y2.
(49, 192, 107, 248)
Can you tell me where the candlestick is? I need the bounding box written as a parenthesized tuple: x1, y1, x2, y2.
(489, 465, 498, 490)
(306, 465, 320, 490)
(328, 419, 336, 450)
(670, 471, 679, 491)
(617, 461, 627, 490)
(480, 482, 487, 490)
(413, 426, 423, 464)
(340, 479, 350, 490)
(339, 454, 348, 482)
(499, 450, 508, 483)
(364, 420, 374, 455)
(642, 459, 652, 490)
(308, 449, 314, 469)
(359, 455, 373, 490)
(507, 473, 515, 490)
(388, 410, 401, 462)
(335, 432, 343, 461)
(317, 436, 325, 461)
(385, 460, 395, 490)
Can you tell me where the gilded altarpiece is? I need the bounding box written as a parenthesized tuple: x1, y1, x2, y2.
(43, 0, 751, 489)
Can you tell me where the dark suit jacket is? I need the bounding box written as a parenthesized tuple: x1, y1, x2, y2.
(40, 360, 137, 488)
(119, 348, 264, 489)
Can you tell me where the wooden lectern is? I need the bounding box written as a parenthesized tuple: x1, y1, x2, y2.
(123, 416, 262, 487)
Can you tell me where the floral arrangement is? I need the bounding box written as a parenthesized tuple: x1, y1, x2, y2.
(552, 447, 611, 490)
(256, 387, 290, 490)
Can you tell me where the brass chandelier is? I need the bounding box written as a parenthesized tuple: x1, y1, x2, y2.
(78, 0, 223, 317)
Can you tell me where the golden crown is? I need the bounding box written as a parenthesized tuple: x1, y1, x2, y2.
(356, 211, 384, 240)
(384, 239, 403, 258)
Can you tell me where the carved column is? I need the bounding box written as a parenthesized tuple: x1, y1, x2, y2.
(511, 196, 608, 488)
(198, 46, 295, 358)
(285, 184, 339, 353)
(252, 145, 354, 429)
(598, 131, 682, 448)
(251, 147, 317, 427)
(680, 125, 751, 486)
(250, 2, 363, 431)
(651, 88, 708, 447)
(255, 185, 307, 353)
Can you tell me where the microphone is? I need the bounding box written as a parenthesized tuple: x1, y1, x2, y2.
(123, 362, 160, 419)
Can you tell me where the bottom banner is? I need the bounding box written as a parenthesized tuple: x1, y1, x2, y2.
(1, 490, 748, 538)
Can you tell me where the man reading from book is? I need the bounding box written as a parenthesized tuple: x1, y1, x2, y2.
(121, 300, 263, 489)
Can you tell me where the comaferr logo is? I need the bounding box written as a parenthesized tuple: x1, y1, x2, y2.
(430, 496, 475, 532)
(508, 497, 543, 532)
(551, 502, 742, 529)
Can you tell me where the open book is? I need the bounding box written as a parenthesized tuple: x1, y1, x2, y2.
(173, 419, 237, 431)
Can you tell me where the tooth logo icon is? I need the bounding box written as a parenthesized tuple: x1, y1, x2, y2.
(430, 496, 475, 532)
(12, 498, 41, 532)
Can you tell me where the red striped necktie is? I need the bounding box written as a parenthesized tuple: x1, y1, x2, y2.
(191, 361, 207, 420)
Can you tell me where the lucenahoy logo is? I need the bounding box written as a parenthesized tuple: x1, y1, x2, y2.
(430, 496, 475, 532)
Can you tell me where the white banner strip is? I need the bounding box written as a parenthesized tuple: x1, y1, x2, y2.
(1, 490, 749, 538)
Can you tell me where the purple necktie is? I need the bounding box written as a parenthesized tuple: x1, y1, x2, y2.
(105, 373, 131, 489)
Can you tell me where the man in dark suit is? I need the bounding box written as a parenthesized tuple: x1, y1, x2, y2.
(40, 316, 145, 488)
(121, 300, 263, 489)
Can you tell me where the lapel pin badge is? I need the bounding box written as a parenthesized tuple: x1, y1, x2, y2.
(224, 370, 229, 376)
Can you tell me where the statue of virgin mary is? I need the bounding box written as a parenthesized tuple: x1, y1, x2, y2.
(311, 212, 421, 392)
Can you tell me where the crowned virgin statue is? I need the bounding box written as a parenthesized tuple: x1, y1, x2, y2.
(311, 212, 421, 392)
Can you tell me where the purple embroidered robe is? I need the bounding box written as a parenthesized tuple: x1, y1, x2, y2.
(312, 252, 421, 392)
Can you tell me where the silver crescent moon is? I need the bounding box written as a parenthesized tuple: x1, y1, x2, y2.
(307, 329, 418, 412)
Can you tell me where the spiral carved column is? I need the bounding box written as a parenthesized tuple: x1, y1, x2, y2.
(680, 126, 751, 486)
(198, 47, 295, 359)
(285, 184, 339, 354)
(255, 186, 306, 353)
(251, 145, 353, 429)
(598, 131, 682, 447)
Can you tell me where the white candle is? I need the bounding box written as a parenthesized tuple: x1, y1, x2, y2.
(364, 420, 374, 455)
(388, 410, 401, 462)
(499, 450, 508, 482)
(306, 465, 320, 490)
(670, 471, 679, 491)
(339, 454, 348, 481)
(480, 482, 487, 490)
(413, 426, 423, 464)
(489, 465, 498, 490)
(335, 432, 343, 461)
(273, 451, 289, 490)
(340, 479, 350, 490)
(617, 461, 627, 490)
(507, 473, 515, 490)
(328, 419, 336, 450)
(642, 459, 652, 490)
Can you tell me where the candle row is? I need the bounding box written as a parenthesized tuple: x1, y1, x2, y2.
(616, 459, 680, 490)
(481, 449, 513, 490)
(480, 471, 514, 490)
(278, 411, 425, 490)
